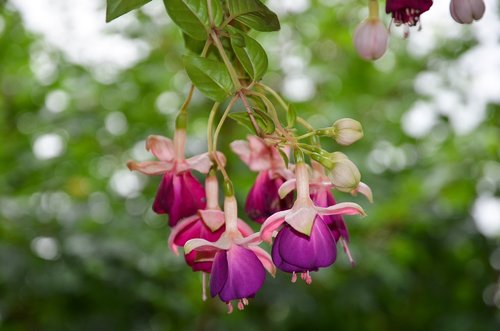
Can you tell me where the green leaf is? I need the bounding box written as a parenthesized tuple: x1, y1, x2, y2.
(183, 56, 234, 101)
(106, 0, 152, 22)
(227, 0, 280, 32)
(228, 112, 258, 134)
(183, 33, 207, 54)
(287, 104, 296, 128)
(211, 0, 224, 26)
(229, 29, 268, 81)
(253, 108, 275, 134)
(163, 0, 210, 40)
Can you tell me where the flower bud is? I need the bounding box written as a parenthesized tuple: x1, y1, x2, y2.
(328, 152, 361, 192)
(353, 19, 389, 61)
(332, 118, 364, 146)
(450, 0, 485, 24)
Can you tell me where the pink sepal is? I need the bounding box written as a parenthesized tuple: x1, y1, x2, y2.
(146, 135, 175, 162)
(284, 205, 317, 236)
(199, 210, 225, 232)
(168, 215, 199, 256)
(184, 235, 231, 255)
(315, 202, 366, 217)
(260, 210, 289, 243)
(184, 151, 225, 174)
(247, 245, 276, 277)
(278, 179, 296, 199)
(352, 182, 373, 203)
(127, 160, 173, 175)
(237, 219, 254, 237)
(235, 232, 262, 246)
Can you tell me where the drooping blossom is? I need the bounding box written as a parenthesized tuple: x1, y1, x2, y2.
(231, 136, 293, 224)
(450, 0, 485, 24)
(168, 174, 253, 274)
(184, 195, 275, 312)
(354, 18, 389, 60)
(386, 0, 433, 27)
(127, 131, 225, 226)
(260, 162, 366, 282)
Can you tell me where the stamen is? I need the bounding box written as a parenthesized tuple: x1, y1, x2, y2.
(305, 270, 312, 285)
(202, 272, 207, 301)
(227, 302, 234, 314)
(291, 272, 297, 283)
(301, 272, 307, 281)
(341, 238, 356, 267)
(237, 300, 245, 311)
(242, 298, 249, 306)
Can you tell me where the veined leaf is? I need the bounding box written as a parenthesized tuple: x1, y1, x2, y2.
(287, 104, 296, 128)
(227, 0, 280, 32)
(106, 0, 151, 22)
(228, 112, 258, 134)
(183, 56, 234, 101)
(163, 0, 210, 40)
(229, 28, 268, 81)
(183, 33, 207, 54)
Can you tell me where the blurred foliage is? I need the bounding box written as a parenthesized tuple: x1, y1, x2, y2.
(1, 1, 500, 331)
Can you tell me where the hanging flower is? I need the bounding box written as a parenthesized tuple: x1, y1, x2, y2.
(385, 0, 433, 27)
(127, 131, 225, 226)
(231, 136, 293, 224)
(184, 196, 275, 313)
(260, 162, 366, 281)
(354, 18, 389, 61)
(168, 175, 254, 273)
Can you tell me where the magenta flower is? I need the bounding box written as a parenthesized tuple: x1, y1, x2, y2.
(231, 136, 293, 224)
(184, 196, 275, 312)
(260, 163, 366, 281)
(386, 0, 433, 26)
(127, 132, 225, 226)
(168, 175, 254, 273)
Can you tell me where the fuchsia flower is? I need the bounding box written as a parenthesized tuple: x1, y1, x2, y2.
(184, 196, 275, 312)
(260, 163, 366, 282)
(168, 175, 253, 273)
(127, 131, 224, 226)
(231, 136, 293, 224)
(354, 18, 389, 60)
(386, 0, 433, 27)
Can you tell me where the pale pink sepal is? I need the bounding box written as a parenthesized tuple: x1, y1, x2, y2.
(247, 245, 276, 277)
(237, 219, 254, 237)
(184, 152, 225, 174)
(199, 210, 225, 232)
(260, 210, 289, 243)
(127, 160, 173, 175)
(230, 136, 271, 172)
(146, 135, 175, 162)
(184, 236, 231, 255)
(235, 232, 262, 246)
(284, 206, 316, 236)
(278, 179, 296, 199)
(167, 215, 199, 256)
(352, 182, 373, 203)
(315, 202, 366, 217)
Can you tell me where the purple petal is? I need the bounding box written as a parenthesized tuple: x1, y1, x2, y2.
(246, 171, 293, 224)
(210, 250, 228, 298)
(275, 217, 336, 272)
(272, 230, 306, 273)
(153, 171, 206, 226)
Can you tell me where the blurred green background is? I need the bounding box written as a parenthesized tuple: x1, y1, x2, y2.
(1, 0, 500, 330)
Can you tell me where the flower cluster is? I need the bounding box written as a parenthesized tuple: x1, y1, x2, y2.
(354, 0, 487, 60)
(129, 126, 370, 312)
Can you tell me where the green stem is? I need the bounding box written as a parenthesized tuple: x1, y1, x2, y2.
(257, 82, 289, 113)
(368, 0, 379, 20)
(237, 91, 262, 136)
(207, 101, 230, 181)
(297, 116, 315, 131)
(296, 131, 317, 140)
(213, 96, 238, 152)
(247, 90, 286, 135)
(210, 30, 242, 91)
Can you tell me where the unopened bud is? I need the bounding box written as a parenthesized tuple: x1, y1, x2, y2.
(328, 152, 361, 192)
(353, 18, 388, 61)
(450, 0, 485, 24)
(332, 118, 363, 146)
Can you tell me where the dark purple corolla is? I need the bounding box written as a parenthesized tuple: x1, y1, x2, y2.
(272, 216, 336, 283)
(210, 245, 266, 309)
(386, 0, 433, 26)
(246, 170, 293, 224)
